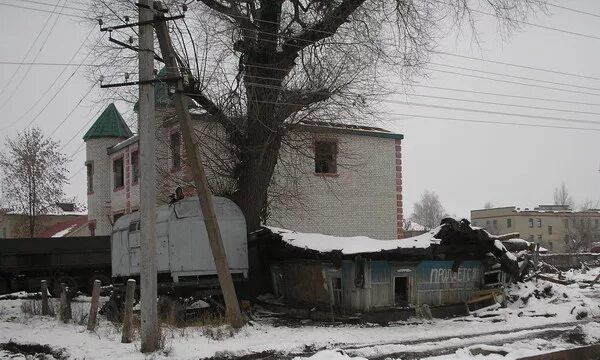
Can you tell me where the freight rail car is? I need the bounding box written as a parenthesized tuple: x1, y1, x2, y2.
(0, 236, 112, 295)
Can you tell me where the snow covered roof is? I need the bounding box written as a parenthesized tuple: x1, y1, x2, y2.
(37, 217, 88, 238)
(267, 227, 441, 255)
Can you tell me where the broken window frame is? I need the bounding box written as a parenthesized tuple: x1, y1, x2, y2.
(330, 276, 343, 308)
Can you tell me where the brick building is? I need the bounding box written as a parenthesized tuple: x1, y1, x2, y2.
(83, 103, 404, 239)
(471, 205, 600, 253)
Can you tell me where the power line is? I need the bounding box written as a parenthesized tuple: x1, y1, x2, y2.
(0, 0, 68, 110)
(429, 62, 600, 92)
(0, 0, 63, 100)
(432, 51, 600, 82)
(4, 0, 89, 13)
(48, 82, 98, 137)
(547, 3, 600, 19)
(386, 112, 600, 132)
(432, 68, 600, 98)
(8, 27, 96, 130)
(410, 84, 600, 107)
(406, 93, 600, 116)
(0, 2, 91, 20)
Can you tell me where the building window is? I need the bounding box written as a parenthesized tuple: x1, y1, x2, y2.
(486, 220, 491, 229)
(86, 162, 93, 193)
(564, 219, 569, 228)
(113, 157, 124, 189)
(548, 225, 553, 235)
(314, 141, 337, 174)
(548, 241, 553, 251)
(528, 218, 533, 228)
(537, 234, 542, 242)
(507, 218, 512, 228)
(537, 218, 542, 228)
(131, 151, 139, 184)
(493, 219, 497, 228)
(170, 132, 181, 170)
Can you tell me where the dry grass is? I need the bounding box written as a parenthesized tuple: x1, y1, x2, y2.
(21, 299, 56, 317)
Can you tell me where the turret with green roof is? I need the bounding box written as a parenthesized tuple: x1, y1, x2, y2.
(83, 103, 133, 141)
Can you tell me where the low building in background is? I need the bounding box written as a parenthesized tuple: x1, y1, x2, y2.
(0, 203, 87, 239)
(471, 205, 600, 253)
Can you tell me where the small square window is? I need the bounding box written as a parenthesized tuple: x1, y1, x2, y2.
(314, 141, 337, 174)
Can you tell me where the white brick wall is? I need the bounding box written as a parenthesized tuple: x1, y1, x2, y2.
(86, 118, 402, 239)
(266, 132, 399, 239)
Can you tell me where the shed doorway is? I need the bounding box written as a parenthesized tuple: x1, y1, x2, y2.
(394, 276, 409, 307)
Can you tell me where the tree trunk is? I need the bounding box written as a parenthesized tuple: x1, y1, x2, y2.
(235, 135, 282, 232)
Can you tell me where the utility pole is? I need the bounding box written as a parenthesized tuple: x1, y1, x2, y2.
(138, 0, 159, 352)
(153, 1, 244, 328)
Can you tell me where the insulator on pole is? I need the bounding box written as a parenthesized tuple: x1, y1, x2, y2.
(129, 36, 134, 44)
(97, 18, 103, 26)
(124, 15, 130, 23)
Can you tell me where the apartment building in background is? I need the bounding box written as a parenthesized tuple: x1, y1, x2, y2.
(471, 205, 600, 253)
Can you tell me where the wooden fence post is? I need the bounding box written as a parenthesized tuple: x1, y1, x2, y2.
(41, 280, 49, 316)
(121, 279, 136, 343)
(60, 283, 71, 323)
(87, 280, 102, 331)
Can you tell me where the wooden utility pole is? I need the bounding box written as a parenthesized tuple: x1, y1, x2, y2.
(87, 280, 101, 331)
(153, 1, 244, 328)
(138, 0, 159, 351)
(121, 279, 136, 343)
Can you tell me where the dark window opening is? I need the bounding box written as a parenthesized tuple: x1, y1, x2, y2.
(314, 141, 337, 174)
(131, 151, 139, 184)
(86, 162, 93, 192)
(507, 218, 512, 228)
(528, 218, 533, 228)
(113, 158, 124, 189)
(331, 277, 342, 307)
(394, 277, 409, 307)
(113, 213, 124, 223)
(170, 132, 181, 170)
(548, 225, 553, 235)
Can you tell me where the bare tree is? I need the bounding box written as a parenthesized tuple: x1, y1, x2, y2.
(554, 182, 574, 208)
(410, 190, 446, 230)
(0, 128, 70, 237)
(87, 0, 545, 231)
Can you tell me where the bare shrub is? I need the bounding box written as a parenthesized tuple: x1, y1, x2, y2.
(21, 300, 56, 317)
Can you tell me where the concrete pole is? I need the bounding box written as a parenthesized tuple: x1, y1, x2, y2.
(40, 280, 49, 316)
(121, 279, 136, 343)
(87, 280, 101, 331)
(153, 2, 244, 328)
(138, 0, 159, 352)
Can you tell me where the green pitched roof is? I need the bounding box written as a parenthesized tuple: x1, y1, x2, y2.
(83, 103, 133, 141)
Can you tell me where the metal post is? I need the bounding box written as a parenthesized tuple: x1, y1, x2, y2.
(138, 0, 158, 352)
(121, 279, 136, 343)
(40, 280, 49, 316)
(87, 280, 101, 331)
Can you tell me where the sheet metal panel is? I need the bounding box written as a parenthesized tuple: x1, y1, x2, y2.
(415, 260, 482, 306)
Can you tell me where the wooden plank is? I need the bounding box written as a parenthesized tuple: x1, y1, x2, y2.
(87, 280, 101, 331)
(121, 279, 136, 343)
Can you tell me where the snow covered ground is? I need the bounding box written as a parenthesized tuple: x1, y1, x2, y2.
(1, 271, 599, 360)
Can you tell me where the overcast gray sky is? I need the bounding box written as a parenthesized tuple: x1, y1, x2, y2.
(0, 1, 599, 220)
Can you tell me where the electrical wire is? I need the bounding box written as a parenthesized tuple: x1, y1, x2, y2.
(0, 0, 68, 110)
(0, 2, 91, 20)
